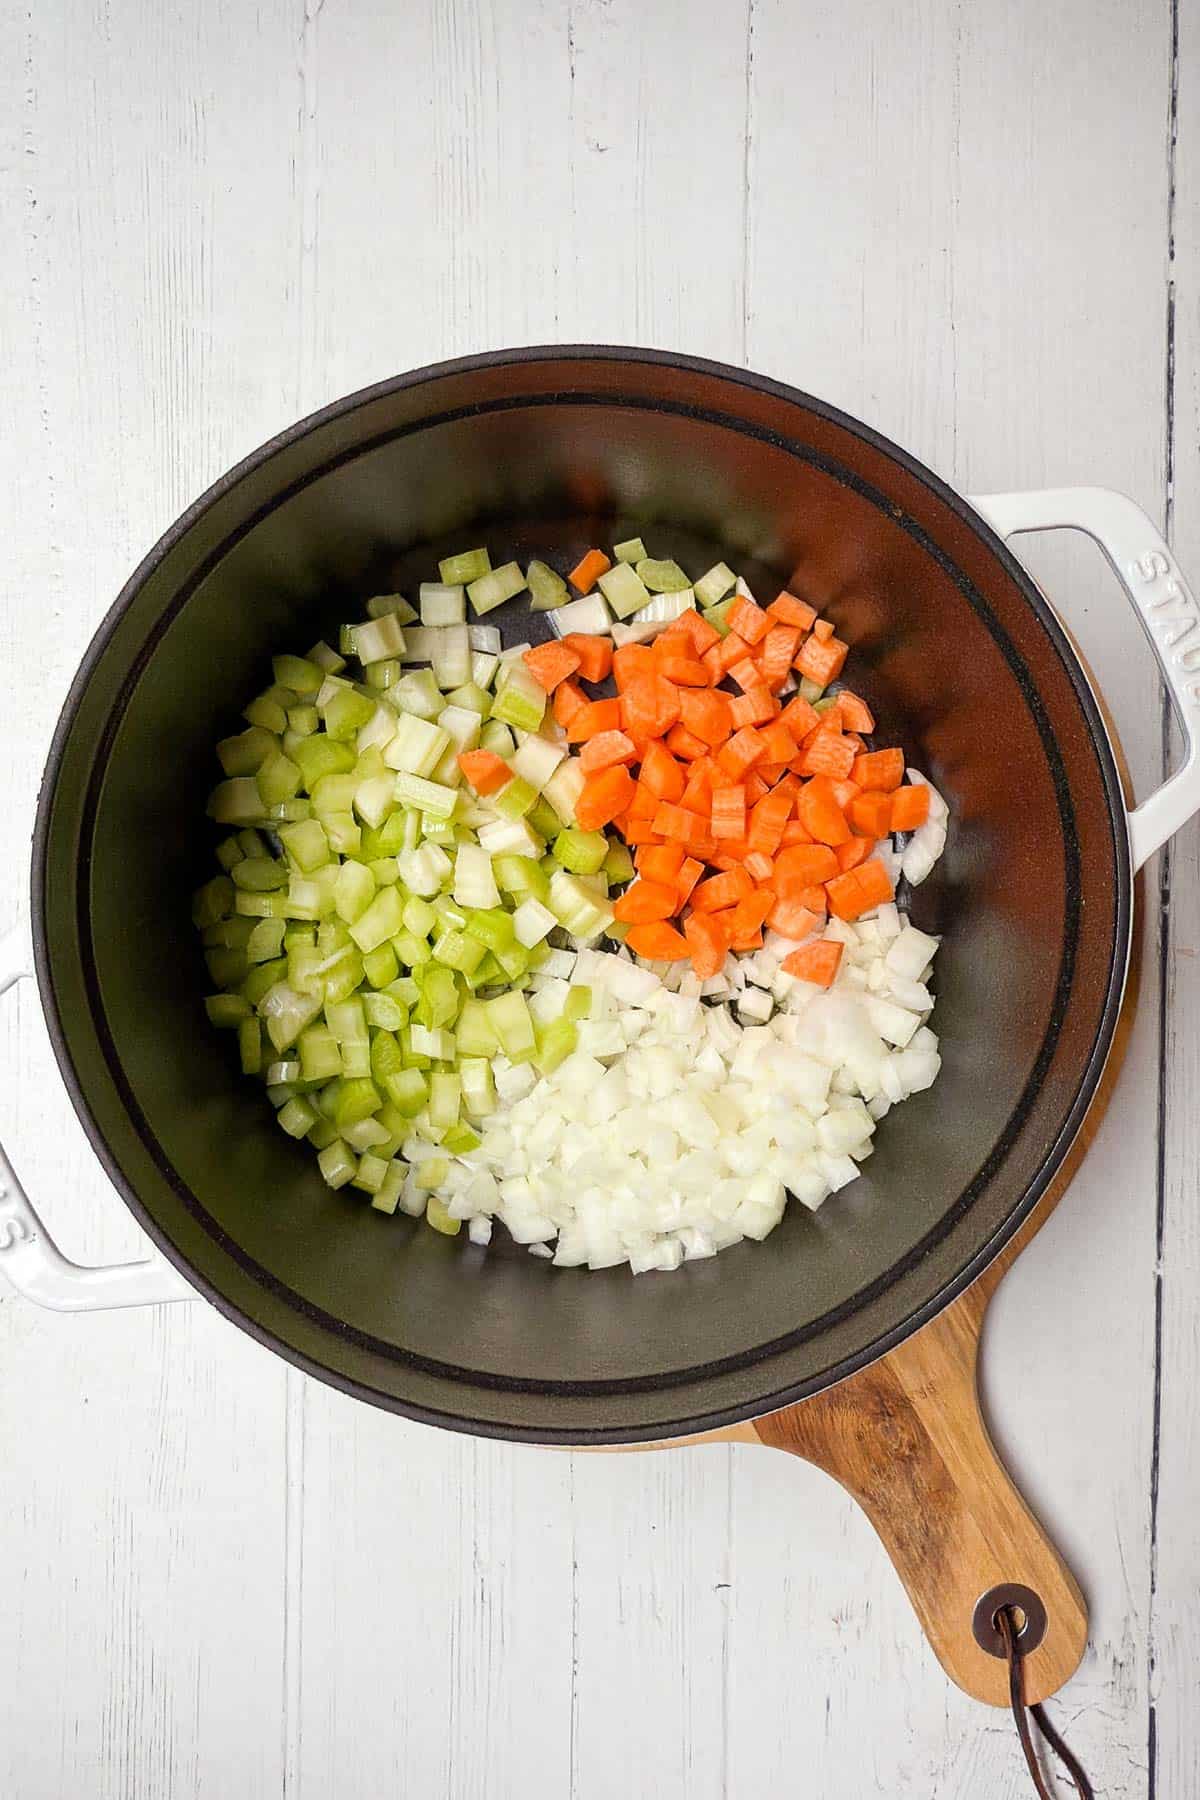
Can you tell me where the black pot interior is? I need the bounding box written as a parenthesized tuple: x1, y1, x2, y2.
(34, 350, 1128, 1440)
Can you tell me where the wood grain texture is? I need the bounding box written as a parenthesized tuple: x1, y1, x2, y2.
(0, 0, 1192, 1794)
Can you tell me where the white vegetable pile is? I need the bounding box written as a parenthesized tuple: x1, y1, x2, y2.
(399, 863, 945, 1272)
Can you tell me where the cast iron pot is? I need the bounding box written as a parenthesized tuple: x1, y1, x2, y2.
(4, 347, 1199, 1707)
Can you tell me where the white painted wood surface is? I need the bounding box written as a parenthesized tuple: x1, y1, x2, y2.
(0, 1, 1194, 1794)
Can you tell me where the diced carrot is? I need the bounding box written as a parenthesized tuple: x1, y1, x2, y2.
(622, 819, 660, 845)
(796, 776, 851, 846)
(725, 594, 771, 645)
(523, 639, 581, 692)
(848, 790, 893, 837)
(691, 867, 754, 913)
(563, 633, 613, 683)
(678, 610, 722, 655)
(457, 749, 511, 795)
(681, 761, 714, 814)
(760, 719, 798, 765)
(652, 802, 711, 848)
(575, 766, 636, 831)
(797, 732, 858, 780)
(665, 724, 709, 762)
(842, 733, 867, 756)
(890, 784, 931, 831)
(637, 842, 685, 882)
(678, 688, 732, 746)
(553, 678, 588, 729)
(758, 625, 803, 691)
(825, 857, 895, 920)
(780, 819, 813, 846)
(622, 674, 681, 740)
(728, 658, 762, 694)
(795, 633, 849, 687)
(578, 729, 637, 775)
(711, 785, 746, 840)
(706, 755, 740, 789)
(639, 741, 685, 800)
(774, 843, 839, 891)
(654, 616, 695, 652)
(658, 655, 710, 686)
(852, 747, 905, 792)
(729, 889, 776, 943)
(568, 548, 611, 594)
(612, 643, 656, 690)
(683, 911, 730, 979)
(836, 836, 875, 873)
(768, 898, 823, 940)
(612, 879, 679, 924)
(799, 884, 828, 914)
(676, 857, 705, 906)
(625, 920, 690, 961)
(566, 698, 623, 742)
(781, 940, 843, 988)
(717, 726, 767, 780)
(780, 694, 820, 739)
(627, 783, 659, 820)
(700, 643, 726, 686)
(711, 835, 752, 865)
(743, 851, 776, 884)
(743, 770, 771, 804)
(768, 590, 818, 631)
(835, 689, 875, 734)
(714, 630, 753, 674)
(747, 785, 793, 855)
(728, 687, 778, 728)
(831, 777, 860, 810)
(812, 618, 834, 642)
(755, 762, 788, 786)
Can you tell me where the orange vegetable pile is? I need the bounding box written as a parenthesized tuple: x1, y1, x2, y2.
(522, 584, 929, 985)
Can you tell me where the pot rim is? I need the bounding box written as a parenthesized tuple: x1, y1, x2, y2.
(29, 344, 1134, 1443)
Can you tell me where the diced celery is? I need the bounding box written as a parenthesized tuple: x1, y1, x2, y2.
(307, 639, 346, 672)
(350, 1153, 389, 1195)
(255, 751, 302, 808)
(478, 719, 517, 758)
(439, 547, 491, 585)
(493, 776, 538, 822)
(492, 940, 530, 982)
(353, 613, 408, 664)
(208, 778, 266, 826)
(244, 693, 289, 734)
(365, 857, 399, 887)
(602, 841, 635, 884)
(429, 624, 472, 689)
(323, 688, 377, 741)
(392, 668, 443, 719)
(365, 660, 399, 691)
(636, 557, 690, 592)
(694, 562, 737, 607)
(492, 853, 551, 905)
(463, 907, 516, 953)
(433, 928, 487, 975)
(365, 594, 418, 625)
(489, 661, 546, 732)
(392, 772, 458, 820)
(293, 735, 356, 789)
(429, 1072, 461, 1129)
(420, 583, 466, 626)
(206, 946, 248, 988)
(392, 928, 432, 967)
(525, 797, 562, 843)
(299, 1025, 343, 1081)
(415, 964, 460, 1029)
(468, 561, 527, 616)
(456, 999, 499, 1056)
(334, 859, 376, 925)
(205, 992, 250, 1028)
(385, 1067, 429, 1116)
(408, 1023, 456, 1062)
(563, 985, 592, 1022)
(241, 957, 289, 1005)
(547, 868, 614, 939)
(217, 726, 277, 777)
(509, 735, 566, 791)
(231, 856, 288, 893)
(511, 897, 556, 947)
(278, 1096, 319, 1138)
(215, 835, 244, 871)
(453, 842, 501, 910)
(460, 1057, 496, 1116)
(330, 1078, 382, 1129)
(424, 1194, 459, 1231)
(799, 675, 826, 702)
(273, 654, 324, 696)
(348, 885, 405, 953)
(486, 989, 536, 1061)
(541, 759, 585, 826)
(597, 562, 651, 618)
(246, 918, 288, 964)
(441, 1124, 480, 1155)
(235, 889, 291, 920)
(193, 875, 234, 928)
(363, 992, 408, 1030)
(526, 559, 568, 610)
(552, 828, 608, 875)
(535, 1017, 577, 1074)
(317, 1140, 358, 1189)
(446, 681, 492, 718)
(613, 536, 647, 564)
(360, 941, 398, 990)
(260, 982, 324, 1053)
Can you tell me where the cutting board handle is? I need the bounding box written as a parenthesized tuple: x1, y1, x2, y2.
(750, 1287, 1087, 1706)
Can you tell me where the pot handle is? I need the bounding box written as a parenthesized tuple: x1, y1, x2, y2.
(969, 486, 1200, 870)
(0, 928, 194, 1309)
